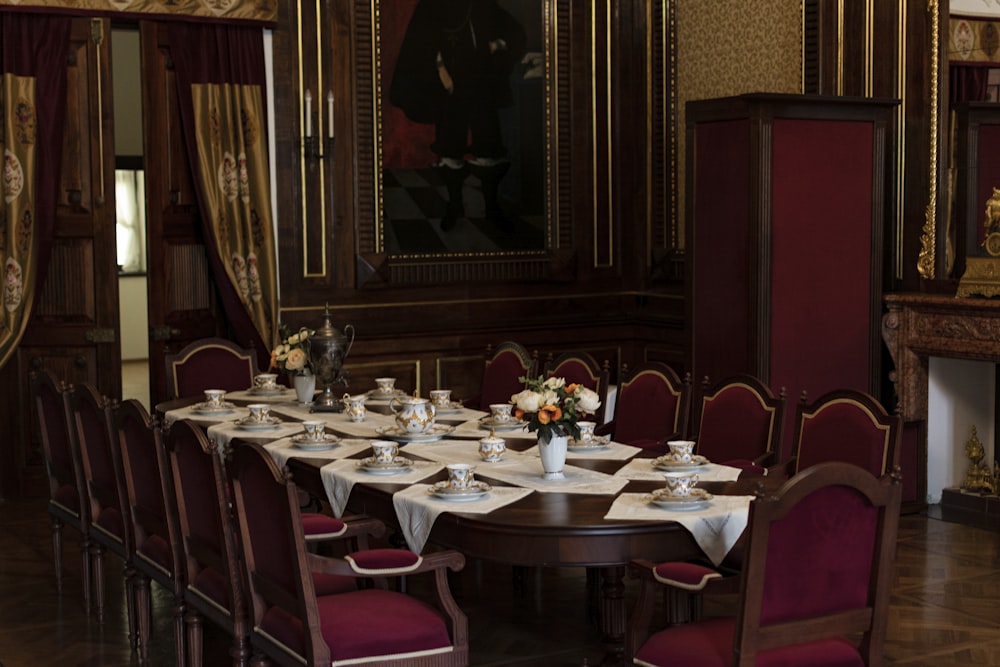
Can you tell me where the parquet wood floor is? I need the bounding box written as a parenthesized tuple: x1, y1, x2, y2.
(0, 496, 997, 666)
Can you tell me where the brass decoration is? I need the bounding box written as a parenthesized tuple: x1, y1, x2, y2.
(961, 425, 997, 494)
(918, 0, 940, 280)
(957, 188, 1000, 296)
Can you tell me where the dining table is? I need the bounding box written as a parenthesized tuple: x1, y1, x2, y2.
(157, 386, 774, 663)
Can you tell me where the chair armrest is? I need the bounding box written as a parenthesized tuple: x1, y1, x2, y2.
(306, 548, 465, 578)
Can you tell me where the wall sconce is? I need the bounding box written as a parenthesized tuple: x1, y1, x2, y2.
(303, 88, 334, 159)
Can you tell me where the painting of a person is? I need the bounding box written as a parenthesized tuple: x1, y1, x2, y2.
(390, 0, 527, 231)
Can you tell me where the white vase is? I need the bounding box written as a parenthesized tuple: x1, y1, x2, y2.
(293, 373, 316, 404)
(538, 434, 568, 480)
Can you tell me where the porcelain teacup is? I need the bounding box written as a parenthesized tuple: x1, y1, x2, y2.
(253, 373, 279, 391)
(478, 431, 506, 462)
(489, 403, 514, 423)
(370, 440, 399, 464)
(342, 393, 368, 422)
(446, 463, 476, 490)
(375, 377, 397, 395)
(662, 471, 699, 497)
(203, 389, 226, 407)
(576, 420, 597, 442)
(247, 403, 270, 423)
(430, 389, 453, 409)
(300, 420, 326, 440)
(667, 440, 696, 463)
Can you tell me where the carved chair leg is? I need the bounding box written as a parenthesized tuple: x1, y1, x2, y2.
(185, 609, 203, 667)
(50, 516, 63, 594)
(125, 565, 138, 650)
(133, 573, 151, 661)
(80, 537, 92, 614)
(90, 542, 106, 622)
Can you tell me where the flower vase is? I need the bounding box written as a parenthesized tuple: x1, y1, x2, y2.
(538, 434, 568, 480)
(293, 373, 316, 404)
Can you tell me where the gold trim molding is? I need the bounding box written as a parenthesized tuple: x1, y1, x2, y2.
(0, 0, 276, 24)
(918, 0, 940, 280)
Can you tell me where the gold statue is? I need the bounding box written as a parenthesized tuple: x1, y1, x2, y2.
(962, 425, 997, 494)
(983, 187, 1000, 256)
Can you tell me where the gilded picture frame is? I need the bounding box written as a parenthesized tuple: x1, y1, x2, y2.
(352, 0, 569, 286)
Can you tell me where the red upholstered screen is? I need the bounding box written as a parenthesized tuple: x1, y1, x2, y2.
(770, 118, 874, 457)
(690, 119, 752, 381)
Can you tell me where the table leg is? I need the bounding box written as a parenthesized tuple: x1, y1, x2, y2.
(599, 565, 626, 665)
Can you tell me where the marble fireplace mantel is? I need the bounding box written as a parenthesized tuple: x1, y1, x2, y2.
(882, 292, 1000, 421)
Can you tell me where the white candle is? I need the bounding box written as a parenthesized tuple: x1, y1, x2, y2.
(327, 90, 334, 138)
(304, 89, 312, 138)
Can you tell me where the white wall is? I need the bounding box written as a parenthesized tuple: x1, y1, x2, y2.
(926, 357, 995, 503)
(118, 275, 149, 361)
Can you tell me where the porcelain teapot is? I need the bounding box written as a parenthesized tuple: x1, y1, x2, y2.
(390, 395, 437, 434)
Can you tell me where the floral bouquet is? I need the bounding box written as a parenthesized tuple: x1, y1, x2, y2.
(510, 375, 602, 445)
(270, 326, 314, 376)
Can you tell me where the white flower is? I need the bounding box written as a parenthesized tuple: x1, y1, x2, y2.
(285, 347, 307, 371)
(542, 377, 565, 390)
(287, 332, 301, 345)
(511, 389, 543, 413)
(575, 386, 602, 415)
(539, 389, 559, 408)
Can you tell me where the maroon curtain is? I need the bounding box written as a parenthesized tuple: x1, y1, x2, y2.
(167, 22, 272, 364)
(0, 13, 70, 369)
(950, 64, 990, 104)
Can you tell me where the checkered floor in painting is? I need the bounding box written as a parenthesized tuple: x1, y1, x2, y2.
(383, 167, 545, 255)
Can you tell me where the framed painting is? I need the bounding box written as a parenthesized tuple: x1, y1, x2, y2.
(352, 0, 571, 286)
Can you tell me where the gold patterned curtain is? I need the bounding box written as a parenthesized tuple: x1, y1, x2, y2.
(169, 23, 277, 359)
(0, 15, 70, 369)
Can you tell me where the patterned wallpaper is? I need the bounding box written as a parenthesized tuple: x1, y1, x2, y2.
(675, 0, 803, 246)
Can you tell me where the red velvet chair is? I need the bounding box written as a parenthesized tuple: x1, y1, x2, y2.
(113, 399, 187, 663)
(789, 388, 901, 477)
(544, 351, 611, 424)
(67, 382, 134, 631)
(226, 441, 470, 667)
(476, 341, 536, 410)
(30, 370, 91, 608)
(602, 361, 691, 452)
(690, 374, 786, 471)
(164, 337, 260, 399)
(627, 462, 902, 667)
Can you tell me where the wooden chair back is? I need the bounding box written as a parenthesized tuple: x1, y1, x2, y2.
(478, 341, 536, 410)
(792, 388, 901, 476)
(162, 418, 248, 664)
(691, 374, 785, 468)
(164, 337, 260, 399)
(611, 361, 691, 451)
(544, 351, 610, 424)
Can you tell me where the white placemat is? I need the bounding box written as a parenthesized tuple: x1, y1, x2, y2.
(226, 388, 298, 403)
(447, 419, 535, 440)
(392, 483, 533, 553)
(163, 404, 250, 427)
(432, 406, 490, 424)
(206, 419, 305, 446)
(306, 410, 398, 438)
(319, 458, 444, 517)
(614, 458, 743, 483)
(403, 441, 627, 495)
(264, 437, 373, 470)
(604, 493, 754, 566)
(523, 441, 642, 461)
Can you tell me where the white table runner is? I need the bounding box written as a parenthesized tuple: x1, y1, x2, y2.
(391, 483, 533, 553)
(264, 437, 373, 470)
(614, 458, 743, 483)
(604, 493, 754, 566)
(523, 441, 642, 461)
(319, 458, 444, 517)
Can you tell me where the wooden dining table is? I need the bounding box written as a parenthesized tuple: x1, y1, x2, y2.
(157, 392, 773, 663)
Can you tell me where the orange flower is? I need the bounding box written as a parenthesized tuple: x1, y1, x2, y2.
(549, 406, 563, 421)
(566, 383, 580, 394)
(269, 350, 278, 370)
(514, 408, 525, 419)
(537, 409, 551, 424)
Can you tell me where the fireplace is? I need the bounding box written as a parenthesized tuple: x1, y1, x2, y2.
(882, 293, 1000, 518)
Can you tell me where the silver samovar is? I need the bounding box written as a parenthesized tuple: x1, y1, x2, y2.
(306, 305, 355, 412)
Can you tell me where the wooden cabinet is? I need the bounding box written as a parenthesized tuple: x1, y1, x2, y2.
(686, 94, 897, 459)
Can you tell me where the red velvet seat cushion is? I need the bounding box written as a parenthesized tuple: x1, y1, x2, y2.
(138, 533, 173, 571)
(634, 617, 864, 667)
(95, 506, 125, 542)
(301, 513, 346, 539)
(192, 566, 231, 610)
(311, 572, 357, 597)
(260, 588, 452, 661)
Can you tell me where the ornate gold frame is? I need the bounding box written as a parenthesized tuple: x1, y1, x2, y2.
(352, 0, 570, 287)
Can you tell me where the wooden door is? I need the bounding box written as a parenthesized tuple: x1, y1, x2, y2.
(1, 18, 120, 498)
(139, 21, 229, 408)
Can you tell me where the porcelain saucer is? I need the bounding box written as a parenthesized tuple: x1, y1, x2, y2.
(356, 456, 413, 474)
(428, 480, 491, 501)
(477, 416, 527, 432)
(235, 416, 282, 430)
(568, 435, 611, 450)
(646, 487, 713, 511)
(191, 401, 237, 415)
(652, 454, 710, 471)
(290, 433, 339, 450)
